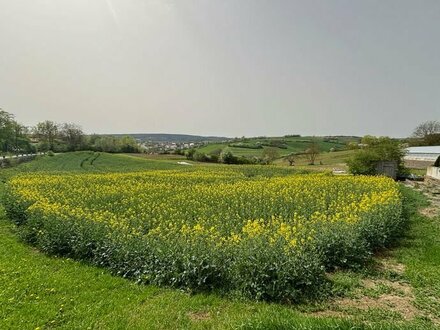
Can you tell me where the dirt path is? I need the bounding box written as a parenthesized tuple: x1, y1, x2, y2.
(311, 179, 440, 325)
(405, 178, 440, 218)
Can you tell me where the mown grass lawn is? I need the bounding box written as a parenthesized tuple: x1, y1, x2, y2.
(0, 153, 439, 329)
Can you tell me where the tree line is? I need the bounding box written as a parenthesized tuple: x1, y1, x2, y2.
(0, 109, 140, 155)
(0, 110, 32, 154)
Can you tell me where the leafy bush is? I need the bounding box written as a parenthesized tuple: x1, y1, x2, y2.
(347, 150, 379, 175)
(348, 136, 407, 176)
(185, 148, 196, 160)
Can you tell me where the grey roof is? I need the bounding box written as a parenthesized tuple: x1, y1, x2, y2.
(406, 146, 440, 154)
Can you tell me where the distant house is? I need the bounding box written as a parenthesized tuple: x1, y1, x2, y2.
(405, 146, 440, 161)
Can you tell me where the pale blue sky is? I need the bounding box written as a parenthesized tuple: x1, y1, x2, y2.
(0, 0, 439, 137)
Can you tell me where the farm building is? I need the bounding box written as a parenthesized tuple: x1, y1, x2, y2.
(404, 146, 440, 169)
(405, 146, 440, 161)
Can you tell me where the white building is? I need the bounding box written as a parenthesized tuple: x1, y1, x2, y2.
(405, 146, 440, 161)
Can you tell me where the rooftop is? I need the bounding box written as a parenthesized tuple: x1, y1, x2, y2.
(406, 146, 440, 154)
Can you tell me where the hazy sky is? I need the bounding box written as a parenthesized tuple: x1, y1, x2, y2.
(0, 0, 439, 137)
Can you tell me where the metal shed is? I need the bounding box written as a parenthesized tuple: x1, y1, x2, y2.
(375, 161, 397, 179)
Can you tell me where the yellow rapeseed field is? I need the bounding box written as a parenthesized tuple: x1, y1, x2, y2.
(6, 169, 403, 301)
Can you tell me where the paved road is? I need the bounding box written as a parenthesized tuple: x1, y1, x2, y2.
(1, 154, 38, 159)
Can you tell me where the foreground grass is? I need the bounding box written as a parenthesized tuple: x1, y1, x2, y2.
(394, 188, 440, 321)
(1, 152, 439, 329)
(0, 220, 329, 329)
(2, 213, 431, 330)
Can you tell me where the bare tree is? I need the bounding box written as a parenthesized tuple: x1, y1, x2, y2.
(261, 147, 280, 164)
(285, 153, 296, 166)
(412, 120, 440, 145)
(305, 139, 320, 165)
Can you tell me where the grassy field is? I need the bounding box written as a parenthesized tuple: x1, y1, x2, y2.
(195, 137, 360, 173)
(1, 153, 439, 329)
(273, 149, 356, 169)
(0, 152, 182, 176)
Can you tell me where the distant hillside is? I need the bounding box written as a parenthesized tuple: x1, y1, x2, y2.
(108, 134, 229, 143)
(197, 136, 361, 158)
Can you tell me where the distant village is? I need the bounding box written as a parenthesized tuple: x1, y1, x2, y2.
(138, 140, 208, 154)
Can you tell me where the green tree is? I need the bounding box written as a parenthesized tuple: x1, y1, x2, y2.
(0, 109, 15, 153)
(60, 123, 84, 151)
(348, 136, 406, 176)
(119, 136, 140, 153)
(34, 121, 59, 151)
(11, 122, 32, 154)
(93, 136, 118, 153)
(193, 151, 209, 162)
(221, 151, 237, 164)
(185, 148, 196, 160)
(0, 109, 31, 154)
